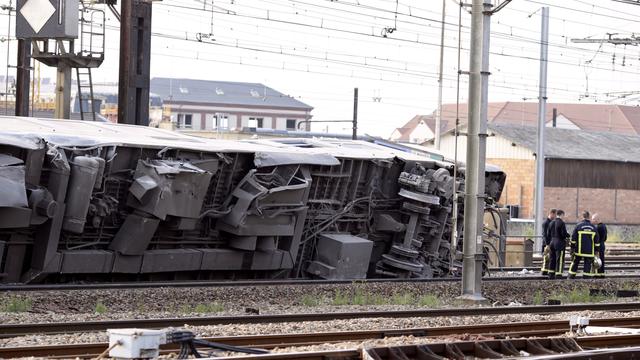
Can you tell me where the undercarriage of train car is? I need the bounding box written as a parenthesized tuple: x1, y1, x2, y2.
(0, 134, 506, 284)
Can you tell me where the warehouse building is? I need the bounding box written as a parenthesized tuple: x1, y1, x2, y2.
(431, 123, 640, 224)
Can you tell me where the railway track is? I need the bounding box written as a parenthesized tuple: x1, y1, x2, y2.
(2, 302, 640, 339)
(2, 273, 640, 292)
(2, 317, 640, 358)
(491, 265, 640, 272)
(215, 335, 640, 360)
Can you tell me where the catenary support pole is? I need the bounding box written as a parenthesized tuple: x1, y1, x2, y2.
(460, 0, 492, 302)
(435, 0, 446, 150)
(15, 39, 31, 116)
(352, 88, 358, 140)
(118, 0, 152, 126)
(54, 64, 71, 119)
(534, 7, 549, 253)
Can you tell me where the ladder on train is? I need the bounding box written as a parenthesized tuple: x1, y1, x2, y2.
(76, 67, 96, 121)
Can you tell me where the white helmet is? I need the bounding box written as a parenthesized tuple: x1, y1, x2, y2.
(593, 257, 602, 271)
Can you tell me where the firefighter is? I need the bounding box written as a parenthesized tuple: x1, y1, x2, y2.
(547, 209, 569, 279)
(569, 211, 600, 278)
(540, 209, 557, 276)
(592, 213, 607, 277)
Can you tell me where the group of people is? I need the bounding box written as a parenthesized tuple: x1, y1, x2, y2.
(540, 209, 607, 279)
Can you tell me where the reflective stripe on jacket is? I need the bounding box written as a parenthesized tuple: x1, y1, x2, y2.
(571, 220, 600, 257)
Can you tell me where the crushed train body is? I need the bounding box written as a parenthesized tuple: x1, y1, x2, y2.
(0, 117, 506, 283)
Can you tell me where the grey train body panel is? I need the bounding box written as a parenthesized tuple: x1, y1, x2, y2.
(0, 116, 505, 283)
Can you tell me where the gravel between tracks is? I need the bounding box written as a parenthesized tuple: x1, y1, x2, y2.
(1, 277, 639, 325)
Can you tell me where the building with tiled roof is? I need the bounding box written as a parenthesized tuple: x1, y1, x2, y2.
(392, 102, 640, 143)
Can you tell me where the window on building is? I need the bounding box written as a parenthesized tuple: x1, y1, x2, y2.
(177, 113, 193, 129)
(286, 119, 297, 130)
(215, 114, 229, 129)
(248, 117, 264, 128)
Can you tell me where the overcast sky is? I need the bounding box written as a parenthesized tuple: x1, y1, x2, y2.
(1, 0, 640, 136)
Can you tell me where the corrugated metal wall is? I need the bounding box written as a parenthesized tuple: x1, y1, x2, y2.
(546, 159, 640, 190)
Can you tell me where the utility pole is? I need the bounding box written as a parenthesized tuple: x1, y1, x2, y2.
(460, 0, 510, 302)
(352, 87, 358, 140)
(118, 0, 153, 126)
(435, 0, 446, 150)
(534, 7, 549, 254)
(54, 64, 72, 119)
(461, 0, 491, 302)
(14, 39, 31, 116)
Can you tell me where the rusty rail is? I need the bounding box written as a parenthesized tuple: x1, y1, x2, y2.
(1, 317, 640, 358)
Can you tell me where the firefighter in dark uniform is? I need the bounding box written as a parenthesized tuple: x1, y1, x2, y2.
(592, 213, 607, 277)
(548, 209, 569, 279)
(569, 211, 600, 278)
(540, 209, 557, 276)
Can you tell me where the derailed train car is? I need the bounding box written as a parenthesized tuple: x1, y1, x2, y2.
(0, 117, 505, 284)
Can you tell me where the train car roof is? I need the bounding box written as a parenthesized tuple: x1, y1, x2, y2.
(0, 117, 444, 167)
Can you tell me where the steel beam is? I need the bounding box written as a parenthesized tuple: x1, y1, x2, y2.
(15, 39, 31, 116)
(54, 64, 71, 119)
(118, 0, 152, 126)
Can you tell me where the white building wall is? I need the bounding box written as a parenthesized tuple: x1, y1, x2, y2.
(242, 115, 274, 128)
(241, 115, 250, 128)
(435, 132, 534, 161)
(547, 115, 580, 130)
(276, 117, 287, 130)
(204, 114, 214, 130)
(408, 122, 434, 143)
(192, 113, 202, 130)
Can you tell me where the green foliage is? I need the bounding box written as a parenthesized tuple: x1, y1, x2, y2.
(556, 287, 610, 304)
(193, 302, 224, 314)
(417, 295, 440, 308)
(532, 290, 544, 305)
(1, 296, 32, 313)
(391, 293, 415, 305)
(332, 289, 350, 306)
(95, 301, 108, 314)
(301, 294, 321, 307)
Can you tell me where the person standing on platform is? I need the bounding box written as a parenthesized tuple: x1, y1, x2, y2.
(548, 209, 569, 279)
(592, 213, 607, 277)
(540, 209, 557, 276)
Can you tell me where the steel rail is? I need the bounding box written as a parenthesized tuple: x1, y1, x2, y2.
(2, 302, 640, 339)
(0, 324, 640, 359)
(3, 274, 640, 292)
(216, 334, 640, 360)
(2, 318, 640, 359)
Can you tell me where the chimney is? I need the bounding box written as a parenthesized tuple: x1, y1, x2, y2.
(552, 108, 557, 128)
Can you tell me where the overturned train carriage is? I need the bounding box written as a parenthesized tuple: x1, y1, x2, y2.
(0, 117, 505, 284)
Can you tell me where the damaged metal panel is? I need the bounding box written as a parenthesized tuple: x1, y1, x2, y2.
(0, 117, 507, 283)
(306, 233, 374, 280)
(126, 159, 214, 219)
(109, 214, 161, 256)
(254, 151, 339, 168)
(0, 166, 28, 208)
